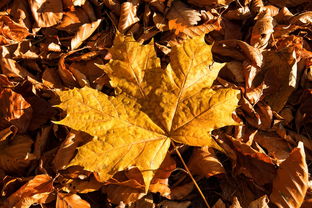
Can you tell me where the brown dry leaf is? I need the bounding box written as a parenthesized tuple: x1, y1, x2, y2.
(248, 195, 269, 208)
(219, 175, 265, 208)
(295, 90, 312, 135)
(102, 184, 145, 205)
(245, 82, 268, 104)
(0, 134, 34, 173)
(268, 0, 312, 7)
(0, 0, 11, 9)
(212, 40, 263, 68)
(4, 174, 54, 208)
(8, 0, 32, 29)
(270, 142, 308, 208)
(129, 194, 154, 208)
(118, 0, 140, 33)
(68, 57, 106, 88)
(57, 51, 80, 87)
(0, 16, 29, 45)
(56, 192, 91, 208)
(33, 125, 52, 158)
(53, 130, 92, 171)
(158, 200, 191, 208)
(224, 135, 277, 186)
(0, 125, 16, 143)
(187, 0, 234, 6)
(262, 48, 297, 112)
(169, 182, 194, 200)
(71, 19, 101, 50)
(253, 131, 290, 164)
(56, 8, 91, 33)
(167, 1, 201, 35)
(0, 56, 35, 79)
(251, 11, 275, 49)
(0, 88, 32, 132)
(28, 0, 64, 28)
(230, 197, 242, 208)
(149, 154, 176, 198)
(224, 6, 251, 20)
(188, 147, 225, 178)
(183, 19, 221, 38)
(213, 199, 226, 208)
(60, 174, 102, 193)
(290, 12, 312, 26)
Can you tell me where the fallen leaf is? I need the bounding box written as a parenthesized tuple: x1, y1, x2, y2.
(56, 192, 91, 208)
(158, 200, 191, 208)
(0, 16, 29, 45)
(71, 19, 102, 50)
(0, 134, 34, 173)
(118, 0, 140, 33)
(270, 142, 308, 208)
(213, 199, 226, 208)
(55, 34, 240, 190)
(248, 195, 269, 208)
(268, 0, 312, 7)
(187, 0, 234, 6)
(166, 1, 201, 35)
(188, 147, 225, 178)
(149, 154, 176, 197)
(28, 0, 64, 28)
(0, 88, 32, 133)
(4, 174, 54, 208)
(250, 11, 275, 49)
(262, 48, 297, 112)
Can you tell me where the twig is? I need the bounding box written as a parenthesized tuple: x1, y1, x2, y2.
(171, 141, 211, 208)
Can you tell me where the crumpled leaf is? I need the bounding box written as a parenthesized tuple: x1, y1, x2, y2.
(250, 10, 275, 49)
(167, 1, 201, 35)
(0, 88, 32, 133)
(118, 0, 140, 33)
(187, 0, 234, 6)
(55, 34, 240, 190)
(248, 195, 269, 208)
(289, 11, 312, 26)
(270, 142, 308, 208)
(4, 174, 54, 208)
(71, 19, 102, 50)
(188, 147, 225, 178)
(261, 48, 298, 112)
(0, 134, 34, 173)
(268, 0, 312, 7)
(0, 16, 29, 45)
(28, 0, 64, 28)
(56, 192, 91, 208)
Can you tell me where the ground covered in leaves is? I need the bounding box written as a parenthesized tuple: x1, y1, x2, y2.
(0, 0, 312, 207)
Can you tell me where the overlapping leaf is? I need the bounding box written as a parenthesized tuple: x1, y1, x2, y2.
(55, 34, 240, 190)
(270, 142, 308, 208)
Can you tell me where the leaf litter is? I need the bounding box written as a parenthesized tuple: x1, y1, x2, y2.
(0, 0, 312, 207)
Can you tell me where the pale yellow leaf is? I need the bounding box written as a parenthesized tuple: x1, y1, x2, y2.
(56, 34, 240, 191)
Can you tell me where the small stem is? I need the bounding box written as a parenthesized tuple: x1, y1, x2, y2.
(171, 141, 211, 208)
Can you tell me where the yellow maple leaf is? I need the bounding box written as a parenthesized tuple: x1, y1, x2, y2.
(55, 34, 240, 190)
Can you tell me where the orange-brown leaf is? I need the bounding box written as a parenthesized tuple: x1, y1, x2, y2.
(270, 142, 308, 208)
(56, 192, 91, 208)
(4, 175, 54, 208)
